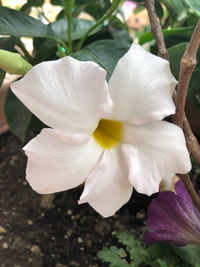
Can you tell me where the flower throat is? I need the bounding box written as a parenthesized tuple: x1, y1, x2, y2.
(93, 119, 122, 149)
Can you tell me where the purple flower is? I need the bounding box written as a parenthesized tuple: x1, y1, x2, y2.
(144, 180, 200, 246)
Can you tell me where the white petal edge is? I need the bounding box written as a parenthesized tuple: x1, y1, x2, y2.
(11, 57, 113, 135)
(24, 128, 103, 194)
(108, 43, 177, 125)
(79, 146, 133, 217)
(121, 121, 191, 196)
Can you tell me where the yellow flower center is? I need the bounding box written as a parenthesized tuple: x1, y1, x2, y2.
(93, 119, 122, 149)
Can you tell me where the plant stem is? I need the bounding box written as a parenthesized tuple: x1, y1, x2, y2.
(76, 0, 121, 51)
(58, 39, 70, 55)
(173, 20, 200, 128)
(183, 113, 200, 165)
(144, 0, 200, 211)
(144, 0, 169, 60)
(62, 0, 74, 53)
(67, 15, 73, 52)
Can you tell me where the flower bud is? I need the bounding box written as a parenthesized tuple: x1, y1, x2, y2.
(0, 49, 32, 75)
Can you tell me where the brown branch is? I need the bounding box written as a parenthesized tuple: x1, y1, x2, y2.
(173, 92, 200, 165)
(173, 20, 200, 128)
(144, 1, 200, 211)
(183, 113, 200, 165)
(144, 0, 169, 60)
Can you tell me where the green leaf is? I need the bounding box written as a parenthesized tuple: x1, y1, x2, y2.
(51, 0, 62, 5)
(188, 69, 200, 96)
(0, 69, 5, 87)
(0, 6, 55, 39)
(156, 259, 168, 267)
(117, 232, 136, 248)
(49, 18, 98, 42)
(33, 38, 57, 63)
(184, 0, 200, 17)
(21, 0, 45, 12)
(75, 0, 111, 20)
(191, 96, 200, 112)
(73, 40, 130, 80)
(5, 89, 32, 141)
(97, 246, 129, 267)
(160, 0, 188, 21)
(148, 243, 185, 266)
(172, 245, 200, 265)
(0, 36, 16, 51)
(168, 43, 187, 78)
(168, 42, 200, 79)
(155, 1, 164, 20)
(139, 26, 194, 45)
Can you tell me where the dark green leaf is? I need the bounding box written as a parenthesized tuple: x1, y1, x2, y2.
(139, 26, 194, 45)
(148, 243, 184, 266)
(184, 0, 200, 17)
(0, 7, 55, 39)
(172, 245, 200, 265)
(160, 0, 188, 21)
(73, 40, 130, 80)
(168, 42, 200, 79)
(50, 0, 62, 5)
(21, 0, 45, 12)
(109, 28, 133, 44)
(0, 69, 5, 87)
(28, 115, 46, 132)
(33, 38, 58, 63)
(191, 96, 200, 112)
(108, 16, 132, 43)
(156, 259, 168, 267)
(5, 89, 32, 141)
(187, 13, 199, 26)
(75, 0, 111, 20)
(49, 18, 98, 42)
(188, 69, 200, 96)
(0, 36, 16, 51)
(155, 1, 164, 20)
(168, 42, 187, 78)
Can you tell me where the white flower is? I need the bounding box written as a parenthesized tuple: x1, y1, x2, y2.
(11, 43, 191, 217)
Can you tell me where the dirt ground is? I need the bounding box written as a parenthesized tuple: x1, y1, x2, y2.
(0, 132, 150, 267)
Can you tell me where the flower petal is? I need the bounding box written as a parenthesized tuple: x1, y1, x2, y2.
(175, 180, 200, 221)
(79, 146, 133, 217)
(24, 128, 102, 194)
(144, 184, 200, 246)
(108, 43, 177, 125)
(11, 57, 113, 135)
(121, 121, 191, 195)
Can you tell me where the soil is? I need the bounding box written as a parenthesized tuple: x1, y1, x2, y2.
(0, 132, 150, 267)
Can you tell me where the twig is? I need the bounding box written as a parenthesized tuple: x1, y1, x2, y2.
(144, 0, 200, 211)
(174, 91, 200, 165)
(173, 20, 200, 127)
(183, 113, 200, 165)
(144, 0, 169, 60)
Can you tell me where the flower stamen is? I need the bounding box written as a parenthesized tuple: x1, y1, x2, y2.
(93, 119, 122, 149)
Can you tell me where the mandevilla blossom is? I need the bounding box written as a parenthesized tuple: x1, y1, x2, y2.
(11, 43, 191, 217)
(144, 180, 200, 246)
